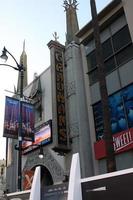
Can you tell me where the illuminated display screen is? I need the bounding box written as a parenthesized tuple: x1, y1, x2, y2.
(22, 120, 52, 154)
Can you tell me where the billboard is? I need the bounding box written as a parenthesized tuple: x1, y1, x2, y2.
(93, 83, 133, 159)
(22, 120, 52, 154)
(93, 83, 133, 140)
(3, 96, 35, 141)
(94, 127, 133, 159)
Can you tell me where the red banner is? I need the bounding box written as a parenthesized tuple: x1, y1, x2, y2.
(94, 128, 133, 159)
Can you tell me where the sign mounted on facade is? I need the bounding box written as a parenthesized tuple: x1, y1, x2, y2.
(55, 50, 67, 146)
(42, 183, 68, 200)
(22, 120, 52, 154)
(94, 127, 133, 159)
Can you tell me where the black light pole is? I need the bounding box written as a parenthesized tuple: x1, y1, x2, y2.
(0, 46, 24, 191)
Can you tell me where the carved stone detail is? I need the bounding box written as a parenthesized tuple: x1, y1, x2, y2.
(65, 49, 73, 62)
(69, 122, 79, 138)
(23, 148, 64, 183)
(66, 81, 76, 97)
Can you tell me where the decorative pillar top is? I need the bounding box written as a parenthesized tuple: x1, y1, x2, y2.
(47, 40, 65, 51)
(63, 0, 79, 45)
(52, 32, 59, 42)
(63, 0, 78, 10)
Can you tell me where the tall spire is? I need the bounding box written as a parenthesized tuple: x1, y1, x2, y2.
(17, 40, 28, 93)
(23, 39, 25, 51)
(63, 0, 79, 44)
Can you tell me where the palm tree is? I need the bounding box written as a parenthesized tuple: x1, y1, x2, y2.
(90, 0, 116, 172)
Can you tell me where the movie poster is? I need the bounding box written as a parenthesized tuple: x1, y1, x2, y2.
(3, 97, 19, 139)
(3, 96, 35, 141)
(22, 101, 35, 141)
(23, 169, 35, 190)
(93, 84, 133, 140)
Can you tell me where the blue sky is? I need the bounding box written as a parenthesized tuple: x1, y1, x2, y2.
(0, 0, 112, 159)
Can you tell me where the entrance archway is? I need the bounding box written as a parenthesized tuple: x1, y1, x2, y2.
(32, 165, 53, 188)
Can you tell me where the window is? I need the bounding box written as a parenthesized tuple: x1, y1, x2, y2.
(87, 50, 97, 71)
(87, 25, 133, 85)
(104, 57, 116, 74)
(112, 25, 132, 52)
(102, 39, 113, 59)
(88, 68, 98, 85)
(116, 44, 133, 66)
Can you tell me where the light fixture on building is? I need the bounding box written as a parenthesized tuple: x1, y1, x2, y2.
(38, 145, 44, 159)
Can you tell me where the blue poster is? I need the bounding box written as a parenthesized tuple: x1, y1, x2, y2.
(93, 84, 133, 141)
(122, 84, 133, 128)
(22, 102, 35, 141)
(3, 96, 35, 141)
(3, 96, 19, 139)
(109, 91, 127, 134)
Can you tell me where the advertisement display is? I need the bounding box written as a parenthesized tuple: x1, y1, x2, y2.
(22, 120, 52, 154)
(22, 101, 35, 141)
(94, 127, 133, 159)
(93, 84, 133, 140)
(23, 169, 35, 190)
(123, 84, 133, 128)
(3, 96, 19, 139)
(93, 84, 133, 159)
(3, 96, 35, 141)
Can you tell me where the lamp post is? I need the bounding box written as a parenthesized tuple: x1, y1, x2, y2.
(0, 46, 24, 191)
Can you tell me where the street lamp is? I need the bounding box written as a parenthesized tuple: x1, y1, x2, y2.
(0, 46, 24, 191)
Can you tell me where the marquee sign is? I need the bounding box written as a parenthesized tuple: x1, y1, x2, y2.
(55, 50, 67, 146)
(94, 127, 133, 159)
(48, 41, 70, 154)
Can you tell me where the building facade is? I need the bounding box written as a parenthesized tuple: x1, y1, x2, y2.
(5, 0, 133, 193)
(77, 0, 133, 173)
(0, 159, 6, 197)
